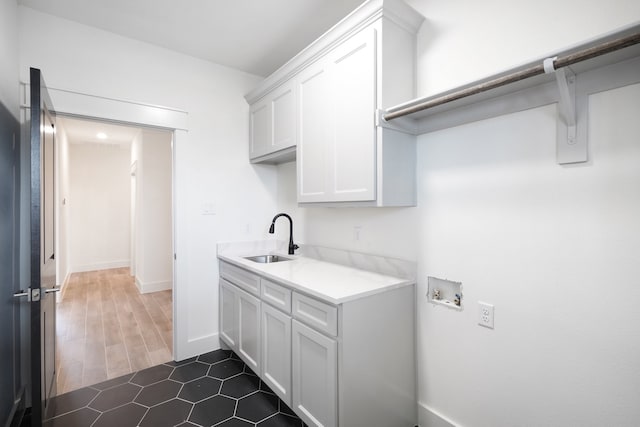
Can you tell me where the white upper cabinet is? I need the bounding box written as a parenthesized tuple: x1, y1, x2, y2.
(298, 27, 377, 203)
(249, 80, 296, 163)
(297, 61, 330, 200)
(245, 0, 424, 205)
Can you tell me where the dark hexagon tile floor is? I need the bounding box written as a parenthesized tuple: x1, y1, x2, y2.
(43, 349, 306, 427)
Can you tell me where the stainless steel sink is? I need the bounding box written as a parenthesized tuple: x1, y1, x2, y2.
(244, 255, 292, 264)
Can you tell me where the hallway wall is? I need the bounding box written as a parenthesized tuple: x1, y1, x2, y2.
(68, 142, 131, 272)
(132, 128, 173, 293)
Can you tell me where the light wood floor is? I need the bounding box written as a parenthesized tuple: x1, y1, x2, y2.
(55, 267, 173, 394)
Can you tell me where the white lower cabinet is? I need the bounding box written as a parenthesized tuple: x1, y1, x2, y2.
(219, 260, 416, 426)
(237, 288, 261, 373)
(292, 319, 337, 427)
(261, 303, 292, 406)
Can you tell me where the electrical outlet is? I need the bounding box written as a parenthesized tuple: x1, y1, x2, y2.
(478, 302, 494, 329)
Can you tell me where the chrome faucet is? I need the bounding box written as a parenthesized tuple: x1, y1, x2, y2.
(269, 213, 299, 255)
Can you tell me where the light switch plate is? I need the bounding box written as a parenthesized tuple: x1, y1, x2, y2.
(201, 203, 216, 215)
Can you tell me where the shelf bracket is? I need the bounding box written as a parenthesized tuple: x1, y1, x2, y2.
(375, 109, 418, 135)
(544, 57, 586, 164)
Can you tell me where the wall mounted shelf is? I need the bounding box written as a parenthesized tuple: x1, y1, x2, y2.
(380, 24, 640, 165)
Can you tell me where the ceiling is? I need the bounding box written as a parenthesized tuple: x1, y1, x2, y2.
(18, 0, 366, 77)
(59, 116, 141, 147)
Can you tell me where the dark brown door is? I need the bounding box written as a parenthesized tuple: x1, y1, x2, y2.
(29, 67, 58, 427)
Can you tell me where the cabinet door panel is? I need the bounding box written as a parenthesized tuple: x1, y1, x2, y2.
(330, 27, 376, 201)
(249, 101, 270, 159)
(292, 320, 337, 427)
(297, 63, 330, 202)
(261, 279, 292, 313)
(238, 289, 261, 373)
(219, 279, 238, 351)
(261, 303, 292, 406)
(272, 84, 296, 151)
(292, 292, 338, 337)
(220, 262, 261, 296)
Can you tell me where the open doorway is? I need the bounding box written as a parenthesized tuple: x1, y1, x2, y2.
(54, 116, 174, 394)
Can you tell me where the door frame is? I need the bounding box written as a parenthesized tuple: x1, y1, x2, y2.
(19, 82, 189, 363)
(130, 160, 137, 278)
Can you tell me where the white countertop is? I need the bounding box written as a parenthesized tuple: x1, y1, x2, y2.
(217, 251, 414, 305)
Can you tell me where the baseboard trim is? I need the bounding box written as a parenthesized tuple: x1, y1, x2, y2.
(174, 333, 221, 362)
(58, 271, 72, 302)
(135, 278, 172, 294)
(72, 260, 130, 273)
(418, 402, 458, 427)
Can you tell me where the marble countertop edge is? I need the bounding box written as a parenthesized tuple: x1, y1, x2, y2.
(216, 243, 415, 305)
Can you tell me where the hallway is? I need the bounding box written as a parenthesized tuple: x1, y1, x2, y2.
(56, 268, 172, 394)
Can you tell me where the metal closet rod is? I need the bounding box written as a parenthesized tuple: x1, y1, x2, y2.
(383, 31, 640, 122)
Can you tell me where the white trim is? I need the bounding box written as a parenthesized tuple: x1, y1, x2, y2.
(71, 260, 129, 273)
(57, 270, 72, 303)
(172, 129, 186, 362)
(28, 86, 186, 363)
(175, 333, 222, 362)
(20, 82, 189, 131)
(135, 278, 172, 294)
(418, 402, 458, 427)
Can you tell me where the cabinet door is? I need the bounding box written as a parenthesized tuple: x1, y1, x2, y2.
(219, 279, 238, 351)
(328, 26, 376, 202)
(297, 59, 331, 203)
(297, 27, 377, 203)
(249, 98, 271, 159)
(261, 303, 292, 406)
(292, 320, 337, 427)
(238, 288, 261, 374)
(271, 82, 296, 152)
(249, 82, 296, 160)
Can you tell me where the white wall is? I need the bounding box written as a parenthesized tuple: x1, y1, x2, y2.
(406, 0, 640, 98)
(68, 142, 131, 272)
(415, 84, 640, 427)
(134, 128, 173, 293)
(276, 1, 640, 426)
(18, 6, 278, 359)
(0, 0, 18, 117)
(55, 120, 71, 291)
(276, 161, 418, 260)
